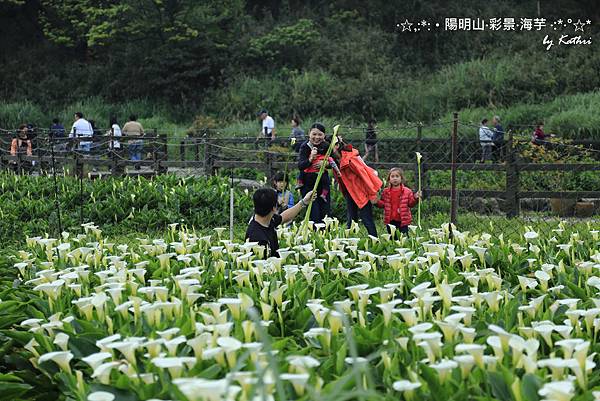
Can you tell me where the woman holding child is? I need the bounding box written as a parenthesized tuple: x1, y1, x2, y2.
(297, 123, 332, 224)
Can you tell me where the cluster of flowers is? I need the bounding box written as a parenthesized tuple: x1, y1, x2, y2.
(9, 220, 600, 400)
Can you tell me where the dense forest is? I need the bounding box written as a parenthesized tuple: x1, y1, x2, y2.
(1, 0, 599, 134)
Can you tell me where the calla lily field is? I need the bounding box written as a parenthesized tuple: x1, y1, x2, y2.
(1, 217, 600, 401)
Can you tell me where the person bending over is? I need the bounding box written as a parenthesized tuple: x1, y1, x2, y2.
(246, 188, 314, 258)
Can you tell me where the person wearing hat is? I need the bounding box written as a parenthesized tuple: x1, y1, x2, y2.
(257, 109, 276, 142)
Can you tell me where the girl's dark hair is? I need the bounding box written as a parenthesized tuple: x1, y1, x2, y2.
(537, 121, 544, 127)
(109, 115, 118, 126)
(272, 171, 287, 182)
(292, 116, 301, 126)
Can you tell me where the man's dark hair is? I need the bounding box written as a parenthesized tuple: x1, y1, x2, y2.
(253, 188, 277, 217)
(481, 118, 488, 125)
(129, 114, 137, 121)
(52, 118, 59, 124)
(75, 112, 84, 119)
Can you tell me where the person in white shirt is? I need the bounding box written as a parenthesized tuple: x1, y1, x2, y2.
(479, 118, 495, 163)
(70, 111, 94, 152)
(107, 116, 122, 149)
(257, 109, 276, 142)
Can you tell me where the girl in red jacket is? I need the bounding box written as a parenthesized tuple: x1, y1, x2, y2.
(374, 168, 421, 237)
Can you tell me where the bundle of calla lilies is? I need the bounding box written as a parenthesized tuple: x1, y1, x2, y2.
(8, 220, 600, 401)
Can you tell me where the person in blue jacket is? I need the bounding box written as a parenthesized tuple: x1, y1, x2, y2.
(272, 171, 295, 214)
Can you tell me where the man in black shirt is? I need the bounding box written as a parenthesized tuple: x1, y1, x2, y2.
(246, 188, 314, 258)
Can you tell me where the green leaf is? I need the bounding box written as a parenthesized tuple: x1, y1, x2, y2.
(564, 280, 587, 300)
(521, 374, 541, 401)
(0, 381, 32, 401)
(335, 341, 347, 376)
(0, 374, 23, 383)
(419, 363, 447, 399)
(488, 371, 513, 401)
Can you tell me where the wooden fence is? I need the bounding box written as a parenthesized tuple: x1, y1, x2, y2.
(1, 132, 599, 218)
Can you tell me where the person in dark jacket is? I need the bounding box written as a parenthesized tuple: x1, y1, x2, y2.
(297, 123, 333, 224)
(289, 116, 305, 152)
(492, 115, 505, 161)
(363, 119, 379, 162)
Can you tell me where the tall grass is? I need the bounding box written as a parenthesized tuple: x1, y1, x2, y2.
(202, 49, 599, 125)
(2, 50, 599, 139)
(439, 91, 600, 139)
(0, 97, 183, 132)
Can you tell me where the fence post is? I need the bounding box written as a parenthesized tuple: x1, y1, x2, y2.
(74, 149, 83, 179)
(203, 131, 214, 176)
(180, 139, 186, 162)
(34, 134, 41, 173)
(265, 150, 273, 178)
(505, 131, 520, 217)
(194, 138, 200, 161)
(157, 132, 167, 174)
(17, 148, 23, 174)
(450, 112, 459, 228)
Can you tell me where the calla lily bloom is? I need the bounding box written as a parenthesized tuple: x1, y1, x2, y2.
(38, 351, 74, 374)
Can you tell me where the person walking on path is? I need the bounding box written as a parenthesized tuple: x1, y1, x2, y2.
(69, 112, 94, 152)
(10, 124, 33, 172)
(50, 118, 66, 152)
(10, 124, 33, 157)
(289, 116, 305, 152)
(532, 121, 553, 145)
(257, 109, 276, 144)
(50, 118, 65, 138)
(122, 114, 145, 164)
(363, 119, 379, 163)
(107, 116, 122, 150)
(479, 118, 494, 163)
(492, 115, 505, 161)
